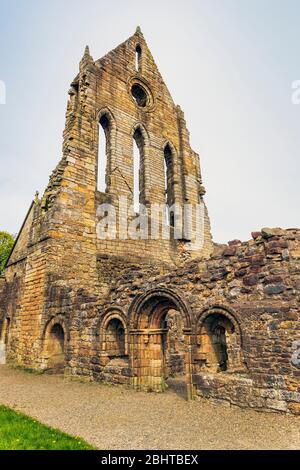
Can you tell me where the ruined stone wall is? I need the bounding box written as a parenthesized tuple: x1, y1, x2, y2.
(6, 28, 212, 371)
(93, 228, 300, 414)
(1, 30, 299, 416)
(69, 28, 213, 265)
(0, 195, 54, 365)
(1, 261, 26, 357)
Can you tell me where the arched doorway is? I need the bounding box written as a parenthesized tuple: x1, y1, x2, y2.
(44, 323, 65, 373)
(129, 289, 192, 398)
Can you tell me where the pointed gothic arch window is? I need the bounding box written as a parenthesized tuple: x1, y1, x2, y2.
(97, 114, 110, 193)
(133, 127, 145, 212)
(164, 144, 175, 226)
(135, 44, 142, 72)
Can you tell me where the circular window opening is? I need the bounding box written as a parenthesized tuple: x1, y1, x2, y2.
(131, 84, 148, 107)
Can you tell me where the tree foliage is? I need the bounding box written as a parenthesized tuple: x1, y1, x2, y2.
(0, 231, 15, 275)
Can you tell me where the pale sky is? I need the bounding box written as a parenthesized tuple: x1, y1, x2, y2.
(0, 0, 299, 243)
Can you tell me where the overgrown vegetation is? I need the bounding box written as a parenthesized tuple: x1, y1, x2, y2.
(0, 405, 95, 450)
(0, 231, 14, 275)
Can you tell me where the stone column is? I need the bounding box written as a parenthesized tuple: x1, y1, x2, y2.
(183, 329, 194, 400)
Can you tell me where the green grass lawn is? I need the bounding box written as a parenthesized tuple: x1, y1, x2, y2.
(0, 405, 95, 450)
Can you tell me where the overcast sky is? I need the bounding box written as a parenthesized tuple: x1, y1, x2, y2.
(0, 0, 299, 243)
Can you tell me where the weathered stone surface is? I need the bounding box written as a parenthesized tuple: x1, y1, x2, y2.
(251, 231, 262, 240)
(261, 228, 276, 239)
(264, 284, 286, 295)
(0, 31, 299, 416)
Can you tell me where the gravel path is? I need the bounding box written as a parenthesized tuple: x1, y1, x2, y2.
(0, 365, 299, 450)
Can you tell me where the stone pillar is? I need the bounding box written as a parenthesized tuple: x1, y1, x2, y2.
(183, 330, 194, 400)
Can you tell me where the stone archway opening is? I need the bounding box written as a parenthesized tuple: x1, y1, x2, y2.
(96, 312, 130, 385)
(197, 311, 243, 373)
(104, 318, 126, 358)
(130, 291, 192, 399)
(45, 323, 65, 374)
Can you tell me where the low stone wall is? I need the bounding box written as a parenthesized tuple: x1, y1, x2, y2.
(99, 228, 300, 414)
(93, 357, 131, 386)
(2, 227, 299, 414)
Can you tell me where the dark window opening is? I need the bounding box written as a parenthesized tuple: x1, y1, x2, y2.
(135, 45, 142, 71)
(164, 144, 174, 226)
(212, 324, 228, 371)
(133, 128, 145, 212)
(131, 84, 148, 107)
(169, 210, 175, 228)
(198, 313, 241, 373)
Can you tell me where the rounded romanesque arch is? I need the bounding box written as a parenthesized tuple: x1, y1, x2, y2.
(92, 308, 130, 385)
(128, 287, 192, 330)
(196, 306, 245, 373)
(42, 315, 70, 341)
(42, 315, 69, 373)
(197, 305, 242, 336)
(128, 287, 193, 395)
(98, 308, 128, 357)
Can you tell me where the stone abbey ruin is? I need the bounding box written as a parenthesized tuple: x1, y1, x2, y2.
(0, 28, 299, 414)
